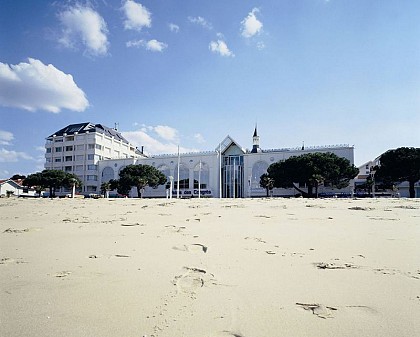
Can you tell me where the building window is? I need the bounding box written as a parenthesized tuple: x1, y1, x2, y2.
(46, 158, 51, 163)
(55, 138, 63, 143)
(76, 145, 85, 151)
(75, 165, 84, 172)
(75, 155, 84, 161)
(193, 162, 209, 189)
(87, 175, 98, 181)
(65, 156, 72, 162)
(65, 146, 73, 151)
(174, 163, 189, 189)
(87, 164, 97, 170)
(102, 167, 115, 182)
(54, 158, 62, 162)
(65, 166, 72, 172)
(46, 148, 52, 153)
(65, 136, 74, 141)
(87, 154, 94, 160)
(251, 161, 269, 189)
(55, 147, 62, 152)
(88, 144, 95, 149)
(95, 144, 102, 150)
(86, 186, 97, 192)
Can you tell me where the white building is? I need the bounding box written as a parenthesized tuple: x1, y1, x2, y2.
(0, 179, 37, 197)
(98, 127, 356, 198)
(45, 123, 144, 194)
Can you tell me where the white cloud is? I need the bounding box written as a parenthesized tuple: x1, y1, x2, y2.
(241, 8, 263, 38)
(126, 39, 168, 52)
(0, 169, 9, 178)
(194, 133, 205, 144)
(188, 16, 213, 30)
(0, 130, 14, 145)
(58, 5, 109, 56)
(257, 41, 266, 50)
(209, 40, 234, 57)
(0, 148, 33, 163)
(0, 58, 89, 113)
(169, 23, 180, 33)
(154, 125, 178, 141)
(122, 0, 151, 31)
(123, 125, 197, 155)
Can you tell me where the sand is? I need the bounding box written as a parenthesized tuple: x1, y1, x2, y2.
(0, 197, 419, 337)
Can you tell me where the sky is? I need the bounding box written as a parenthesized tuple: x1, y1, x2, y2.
(1, 0, 419, 178)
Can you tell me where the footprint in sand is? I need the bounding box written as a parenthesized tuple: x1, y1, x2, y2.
(54, 271, 72, 278)
(0, 257, 27, 265)
(296, 302, 337, 319)
(173, 267, 216, 294)
(172, 243, 208, 253)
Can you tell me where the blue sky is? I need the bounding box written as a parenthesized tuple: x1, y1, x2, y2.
(1, 0, 419, 177)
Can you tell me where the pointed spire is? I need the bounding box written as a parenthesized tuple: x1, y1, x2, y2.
(253, 124, 258, 138)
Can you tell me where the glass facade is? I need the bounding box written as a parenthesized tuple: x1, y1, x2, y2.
(222, 155, 244, 198)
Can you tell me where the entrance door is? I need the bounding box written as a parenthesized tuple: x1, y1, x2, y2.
(222, 155, 244, 198)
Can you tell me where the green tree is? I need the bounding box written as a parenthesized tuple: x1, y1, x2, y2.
(23, 172, 44, 197)
(117, 164, 167, 198)
(375, 147, 420, 198)
(260, 173, 274, 197)
(24, 170, 82, 198)
(10, 174, 26, 180)
(267, 152, 359, 198)
(100, 181, 111, 198)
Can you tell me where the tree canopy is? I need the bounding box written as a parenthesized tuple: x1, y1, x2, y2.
(116, 164, 167, 198)
(267, 152, 359, 197)
(375, 147, 420, 198)
(24, 170, 82, 197)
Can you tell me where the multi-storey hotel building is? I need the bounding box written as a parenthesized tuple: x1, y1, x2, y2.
(44, 123, 143, 193)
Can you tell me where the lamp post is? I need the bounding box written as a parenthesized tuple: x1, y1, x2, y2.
(370, 168, 376, 198)
(198, 160, 202, 199)
(169, 176, 173, 199)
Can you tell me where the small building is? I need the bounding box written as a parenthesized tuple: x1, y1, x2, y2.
(0, 179, 37, 197)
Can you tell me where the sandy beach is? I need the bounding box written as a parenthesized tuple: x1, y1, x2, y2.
(1, 197, 419, 337)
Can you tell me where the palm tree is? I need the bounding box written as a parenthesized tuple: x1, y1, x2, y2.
(100, 182, 111, 198)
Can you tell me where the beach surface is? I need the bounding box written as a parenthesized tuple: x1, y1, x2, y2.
(1, 197, 419, 337)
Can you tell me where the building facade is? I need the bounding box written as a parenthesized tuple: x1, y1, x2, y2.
(97, 130, 356, 198)
(44, 123, 143, 194)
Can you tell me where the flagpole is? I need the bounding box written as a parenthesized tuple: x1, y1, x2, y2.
(219, 143, 222, 199)
(177, 145, 180, 199)
(198, 160, 201, 199)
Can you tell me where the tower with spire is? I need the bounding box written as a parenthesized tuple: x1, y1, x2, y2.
(251, 125, 261, 153)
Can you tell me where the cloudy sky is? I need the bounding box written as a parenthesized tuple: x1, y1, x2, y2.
(0, 0, 419, 177)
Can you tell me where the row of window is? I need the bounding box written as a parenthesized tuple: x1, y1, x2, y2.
(46, 154, 101, 162)
(46, 144, 128, 155)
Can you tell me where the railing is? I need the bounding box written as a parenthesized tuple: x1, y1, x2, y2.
(260, 144, 351, 153)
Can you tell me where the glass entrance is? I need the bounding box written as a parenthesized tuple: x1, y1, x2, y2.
(222, 155, 244, 198)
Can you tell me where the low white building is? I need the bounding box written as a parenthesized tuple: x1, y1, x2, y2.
(0, 179, 37, 197)
(98, 128, 356, 198)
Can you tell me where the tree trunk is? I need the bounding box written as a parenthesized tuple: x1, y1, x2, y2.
(137, 185, 143, 198)
(315, 183, 319, 198)
(409, 180, 416, 198)
(49, 186, 53, 198)
(307, 184, 314, 198)
(266, 187, 269, 197)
